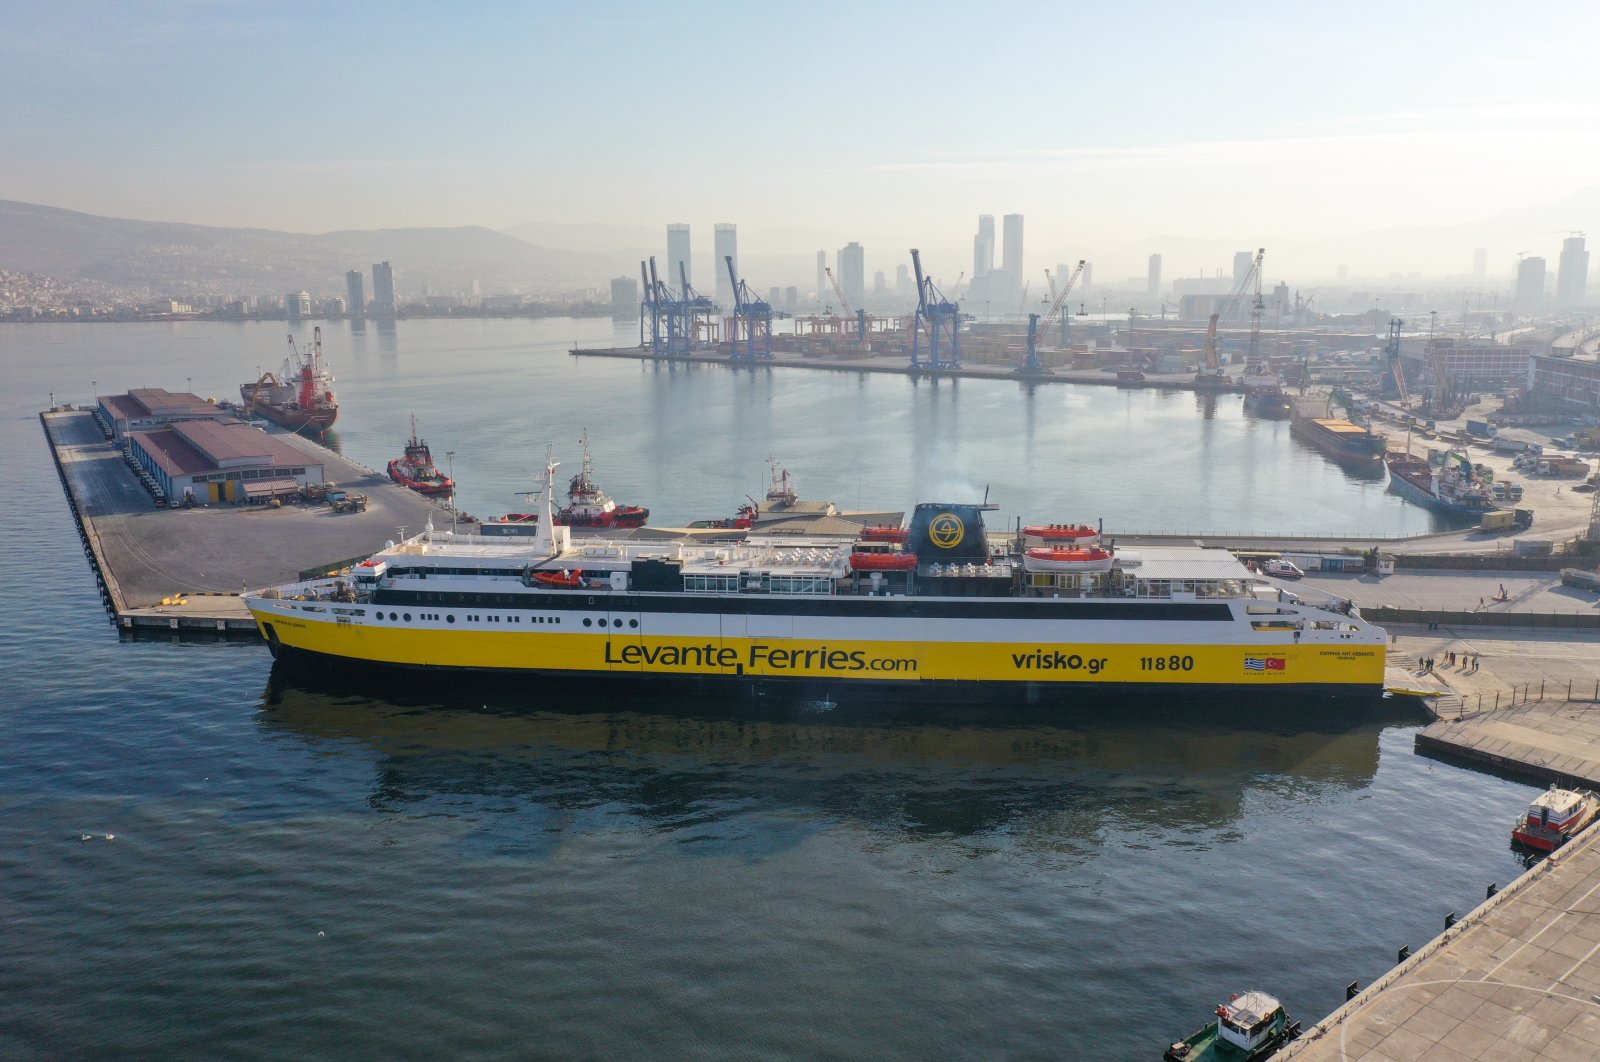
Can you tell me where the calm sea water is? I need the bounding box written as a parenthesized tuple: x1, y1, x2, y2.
(1, 320, 1532, 1059)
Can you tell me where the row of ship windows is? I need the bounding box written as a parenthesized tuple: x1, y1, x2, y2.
(370, 610, 565, 625)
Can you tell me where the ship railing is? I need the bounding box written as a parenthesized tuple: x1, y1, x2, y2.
(256, 576, 364, 604)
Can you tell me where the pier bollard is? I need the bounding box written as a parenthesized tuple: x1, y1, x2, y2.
(1445, 911, 1457, 929)
(1487, 882, 1498, 898)
(1397, 945, 1411, 963)
(1346, 981, 1360, 1000)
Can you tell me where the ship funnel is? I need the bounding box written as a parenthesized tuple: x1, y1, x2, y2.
(907, 503, 993, 562)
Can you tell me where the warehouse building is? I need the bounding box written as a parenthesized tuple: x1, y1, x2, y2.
(127, 419, 323, 504)
(96, 388, 230, 439)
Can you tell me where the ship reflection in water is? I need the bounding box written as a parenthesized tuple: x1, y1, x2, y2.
(258, 668, 1408, 854)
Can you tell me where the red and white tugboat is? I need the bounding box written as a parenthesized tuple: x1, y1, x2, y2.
(1512, 787, 1600, 853)
(555, 432, 648, 528)
(482, 435, 648, 532)
(387, 414, 455, 496)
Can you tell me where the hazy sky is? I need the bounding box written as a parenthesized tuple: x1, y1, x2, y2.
(5, 0, 1599, 278)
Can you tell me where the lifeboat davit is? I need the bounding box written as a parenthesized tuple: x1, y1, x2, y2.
(859, 525, 909, 543)
(1022, 523, 1100, 547)
(531, 568, 585, 588)
(1023, 546, 1115, 573)
(849, 548, 918, 572)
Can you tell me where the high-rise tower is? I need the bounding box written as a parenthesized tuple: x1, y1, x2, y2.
(975, 215, 995, 278)
(371, 261, 396, 317)
(838, 242, 865, 309)
(1147, 254, 1162, 296)
(1516, 256, 1546, 311)
(1002, 214, 1024, 280)
(346, 270, 365, 317)
(1557, 234, 1589, 308)
(666, 224, 691, 290)
(713, 223, 737, 307)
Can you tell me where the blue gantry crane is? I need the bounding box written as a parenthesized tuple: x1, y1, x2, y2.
(640, 256, 692, 357)
(726, 254, 787, 359)
(909, 248, 961, 370)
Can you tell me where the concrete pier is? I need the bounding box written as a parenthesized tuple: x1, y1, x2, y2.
(1280, 823, 1600, 1061)
(42, 408, 471, 632)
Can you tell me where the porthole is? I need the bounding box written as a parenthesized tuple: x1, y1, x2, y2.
(628, 619, 638, 628)
(613, 618, 623, 628)
(582, 618, 592, 627)
(390, 612, 398, 621)
(446, 615, 456, 624)
(403, 613, 412, 622)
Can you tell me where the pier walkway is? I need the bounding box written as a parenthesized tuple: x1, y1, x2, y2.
(1281, 822, 1600, 1061)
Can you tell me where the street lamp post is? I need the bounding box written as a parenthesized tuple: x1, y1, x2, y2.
(446, 450, 457, 533)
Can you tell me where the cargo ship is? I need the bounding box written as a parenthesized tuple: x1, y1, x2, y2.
(240, 327, 338, 434)
(1240, 364, 1293, 418)
(244, 460, 1387, 701)
(1385, 449, 1497, 515)
(1290, 400, 1386, 465)
(388, 415, 454, 496)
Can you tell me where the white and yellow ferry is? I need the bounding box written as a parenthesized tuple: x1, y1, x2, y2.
(245, 460, 1387, 701)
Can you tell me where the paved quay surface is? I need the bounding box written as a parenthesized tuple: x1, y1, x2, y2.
(1280, 823, 1600, 1061)
(43, 409, 470, 612)
(1290, 570, 1600, 620)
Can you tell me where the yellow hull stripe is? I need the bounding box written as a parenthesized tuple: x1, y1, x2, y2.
(254, 610, 1385, 686)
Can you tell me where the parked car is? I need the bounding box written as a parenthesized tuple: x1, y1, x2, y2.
(1262, 559, 1304, 580)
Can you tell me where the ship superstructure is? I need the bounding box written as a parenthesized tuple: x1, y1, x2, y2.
(246, 460, 1386, 700)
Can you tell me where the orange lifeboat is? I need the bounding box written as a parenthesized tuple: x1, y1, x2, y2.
(531, 568, 585, 588)
(849, 544, 918, 572)
(859, 525, 909, 543)
(1022, 546, 1115, 573)
(1022, 523, 1100, 547)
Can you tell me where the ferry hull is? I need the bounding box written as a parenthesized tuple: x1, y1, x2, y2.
(250, 606, 1385, 700)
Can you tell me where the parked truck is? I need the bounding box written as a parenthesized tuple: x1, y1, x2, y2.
(1466, 418, 1495, 437)
(1561, 568, 1600, 592)
(1492, 437, 1528, 454)
(1539, 457, 1592, 477)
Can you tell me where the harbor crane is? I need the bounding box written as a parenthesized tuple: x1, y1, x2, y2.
(1195, 247, 1263, 391)
(1019, 260, 1086, 374)
(641, 256, 690, 357)
(1384, 318, 1409, 407)
(824, 266, 867, 340)
(725, 255, 784, 360)
(910, 248, 961, 370)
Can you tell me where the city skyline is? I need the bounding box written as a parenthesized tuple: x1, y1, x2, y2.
(4, 1, 1600, 283)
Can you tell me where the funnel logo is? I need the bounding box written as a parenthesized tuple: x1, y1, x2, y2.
(929, 512, 965, 549)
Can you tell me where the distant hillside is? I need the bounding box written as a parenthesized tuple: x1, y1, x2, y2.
(0, 200, 625, 295)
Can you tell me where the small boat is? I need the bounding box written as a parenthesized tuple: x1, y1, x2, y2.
(687, 501, 757, 530)
(1022, 546, 1115, 573)
(1022, 523, 1100, 547)
(1511, 786, 1600, 853)
(1165, 991, 1299, 1061)
(859, 525, 910, 543)
(849, 543, 918, 572)
(387, 414, 455, 496)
